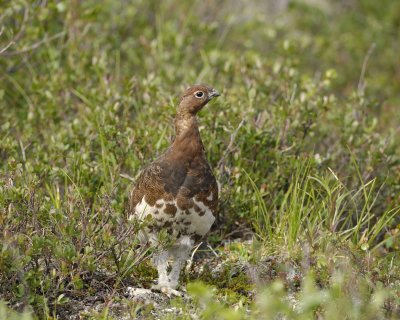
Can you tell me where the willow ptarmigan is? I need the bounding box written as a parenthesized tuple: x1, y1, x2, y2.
(129, 84, 220, 295)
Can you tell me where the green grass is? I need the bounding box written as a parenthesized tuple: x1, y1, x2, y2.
(1, 0, 400, 319)
(249, 160, 399, 252)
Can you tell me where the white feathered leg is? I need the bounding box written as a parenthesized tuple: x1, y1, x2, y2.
(168, 236, 194, 289)
(151, 250, 169, 289)
(151, 249, 183, 296)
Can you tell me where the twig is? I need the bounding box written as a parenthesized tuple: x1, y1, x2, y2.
(217, 118, 245, 172)
(0, 40, 14, 54)
(186, 241, 203, 271)
(206, 244, 219, 257)
(120, 173, 136, 182)
(0, 6, 29, 55)
(357, 43, 376, 95)
(0, 27, 15, 54)
(2, 31, 66, 56)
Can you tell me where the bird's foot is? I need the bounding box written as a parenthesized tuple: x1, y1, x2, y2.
(151, 284, 184, 297)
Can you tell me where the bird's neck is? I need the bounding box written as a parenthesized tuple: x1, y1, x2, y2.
(174, 113, 198, 137)
(172, 113, 204, 155)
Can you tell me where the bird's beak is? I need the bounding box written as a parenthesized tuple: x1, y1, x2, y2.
(208, 89, 221, 99)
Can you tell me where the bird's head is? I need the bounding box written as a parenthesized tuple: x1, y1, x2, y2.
(178, 84, 220, 115)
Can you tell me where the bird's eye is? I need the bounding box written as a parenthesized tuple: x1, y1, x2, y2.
(195, 91, 204, 98)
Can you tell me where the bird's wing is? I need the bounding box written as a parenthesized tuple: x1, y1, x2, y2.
(129, 158, 187, 211)
(129, 156, 218, 214)
(174, 158, 219, 214)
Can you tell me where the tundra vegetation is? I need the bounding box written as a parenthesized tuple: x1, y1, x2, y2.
(0, 0, 399, 319)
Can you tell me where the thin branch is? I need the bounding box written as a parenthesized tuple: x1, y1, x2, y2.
(120, 173, 136, 182)
(0, 6, 29, 55)
(2, 31, 66, 56)
(0, 39, 14, 54)
(186, 241, 203, 271)
(217, 118, 245, 173)
(357, 43, 376, 95)
(0, 27, 15, 54)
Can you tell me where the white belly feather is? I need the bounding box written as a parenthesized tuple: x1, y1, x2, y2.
(131, 196, 215, 237)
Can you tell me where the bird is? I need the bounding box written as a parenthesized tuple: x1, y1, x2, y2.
(129, 84, 220, 295)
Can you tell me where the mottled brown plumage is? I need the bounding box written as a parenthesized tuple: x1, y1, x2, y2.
(129, 84, 220, 294)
